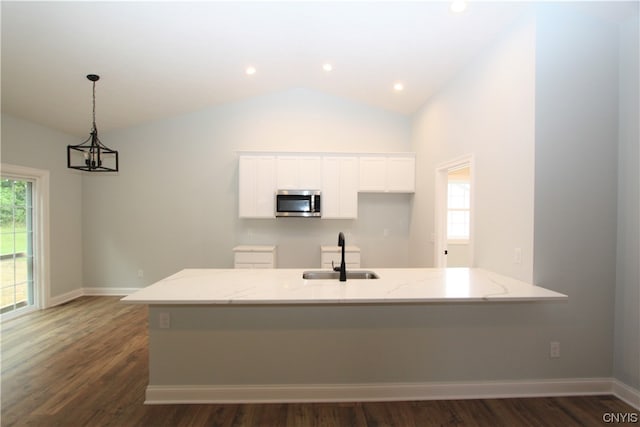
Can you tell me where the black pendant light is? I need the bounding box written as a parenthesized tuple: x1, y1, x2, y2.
(67, 74, 119, 172)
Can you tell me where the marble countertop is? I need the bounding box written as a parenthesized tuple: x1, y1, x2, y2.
(121, 268, 567, 305)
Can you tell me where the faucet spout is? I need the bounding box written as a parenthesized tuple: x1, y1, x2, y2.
(337, 232, 346, 282)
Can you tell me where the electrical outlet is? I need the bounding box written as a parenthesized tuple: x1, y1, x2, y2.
(158, 312, 171, 329)
(137, 269, 144, 278)
(514, 248, 522, 264)
(550, 341, 560, 358)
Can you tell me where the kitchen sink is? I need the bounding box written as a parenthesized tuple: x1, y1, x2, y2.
(302, 270, 379, 280)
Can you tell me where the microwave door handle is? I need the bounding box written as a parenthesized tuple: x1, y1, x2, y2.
(310, 196, 315, 212)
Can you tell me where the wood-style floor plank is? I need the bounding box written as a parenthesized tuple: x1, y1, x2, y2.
(1, 296, 637, 426)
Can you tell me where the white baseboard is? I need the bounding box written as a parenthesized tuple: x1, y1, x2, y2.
(83, 287, 141, 296)
(145, 378, 624, 405)
(47, 287, 142, 307)
(47, 288, 84, 307)
(612, 379, 640, 410)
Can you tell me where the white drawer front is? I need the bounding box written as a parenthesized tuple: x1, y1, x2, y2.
(321, 253, 360, 265)
(234, 263, 254, 269)
(251, 263, 273, 269)
(235, 251, 274, 264)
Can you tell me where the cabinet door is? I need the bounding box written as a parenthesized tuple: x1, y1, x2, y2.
(255, 158, 276, 217)
(239, 156, 257, 217)
(359, 155, 415, 193)
(387, 156, 415, 192)
(322, 157, 358, 219)
(239, 156, 276, 218)
(321, 157, 340, 218)
(339, 157, 359, 218)
(276, 156, 322, 190)
(359, 157, 387, 192)
(298, 157, 322, 190)
(276, 156, 299, 190)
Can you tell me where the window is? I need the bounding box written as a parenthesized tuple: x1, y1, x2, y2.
(1, 178, 35, 314)
(447, 180, 470, 241)
(0, 164, 49, 319)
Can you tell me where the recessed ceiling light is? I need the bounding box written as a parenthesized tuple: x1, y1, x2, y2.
(245, 66, 257, 76)
(450, 0, 467, 14)
(322, 63, 333, 72)
(393, 82, 404, 92)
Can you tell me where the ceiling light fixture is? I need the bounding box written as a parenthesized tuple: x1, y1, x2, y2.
(450, 0, 467, 14)
(393, 82, 404, 92)
(322, 63, 333, 72)
(245, 66, 257, 75)
(67, 74, 119, 172)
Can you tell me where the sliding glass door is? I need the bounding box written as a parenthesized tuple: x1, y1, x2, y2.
(1, 178, 35, 315)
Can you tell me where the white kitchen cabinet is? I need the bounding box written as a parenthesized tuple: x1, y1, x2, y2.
(233, 245, 277, 268)
(320, 245, 361, 269)
(359, 155, 415, 193)
(387, 156, 415, 192)
(358, 157, 387, 192)
(239, 152, 415, 219)
(238, 156, 276, 218)
(276, 156, 322, 190)
(322, 156, 358, 219)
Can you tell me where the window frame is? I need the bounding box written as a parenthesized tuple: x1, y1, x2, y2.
(1, 164, 50, 320)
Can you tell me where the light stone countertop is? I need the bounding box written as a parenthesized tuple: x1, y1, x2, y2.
(121, 268, 567, 305)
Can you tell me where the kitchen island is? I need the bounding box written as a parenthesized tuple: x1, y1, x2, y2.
(122, 268, 567, 404)
(122, 268, 566, 305)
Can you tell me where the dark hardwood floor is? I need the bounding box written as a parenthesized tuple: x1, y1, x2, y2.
(1, 296, 636, 426)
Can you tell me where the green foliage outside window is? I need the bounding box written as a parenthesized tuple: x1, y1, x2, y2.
(1, 179, 31, 255)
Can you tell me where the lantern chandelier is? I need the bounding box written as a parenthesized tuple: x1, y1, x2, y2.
(67, 74, 119, 172)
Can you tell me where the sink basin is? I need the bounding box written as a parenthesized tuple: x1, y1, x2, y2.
(302, 270, 379, 280)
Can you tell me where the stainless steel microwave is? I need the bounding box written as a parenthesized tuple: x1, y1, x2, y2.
(275, 190, 321, 217)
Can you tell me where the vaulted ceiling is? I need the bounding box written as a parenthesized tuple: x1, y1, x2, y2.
(1, 1, 634, 137)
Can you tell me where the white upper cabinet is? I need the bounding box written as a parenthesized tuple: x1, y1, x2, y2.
(276, 156, 322, 190)
(358, 157, 387, 192)
(322, 156, 358, 219)
(238, 155, 276, 218)
(359, 155, 415, 193)
(239, 152, 414, 219)
(386, 156, 415, 192)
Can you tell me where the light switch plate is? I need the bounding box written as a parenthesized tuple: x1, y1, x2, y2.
(550, 341, 560, 358)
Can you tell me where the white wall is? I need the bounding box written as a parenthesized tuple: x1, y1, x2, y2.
(0, 114, 83, 300)
(614, 14, 640, 391)
(409, 15, 536, 283)
(82, 88, 411, 287)
(447, 242, 470, 267)
(400, 5, 624, 386)
(533, 3, 620, 384)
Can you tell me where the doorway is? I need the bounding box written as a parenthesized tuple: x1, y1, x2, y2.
(1, 164, 49, 319)
(435, 155, 474, 268)
(1, 178, 35, 315)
